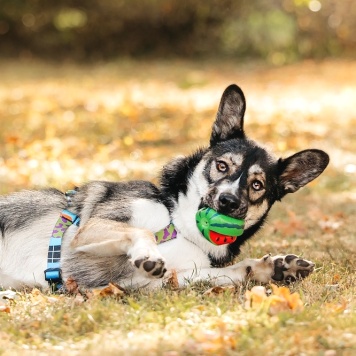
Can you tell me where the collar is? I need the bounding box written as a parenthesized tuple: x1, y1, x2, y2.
(155, 223, 177, 244)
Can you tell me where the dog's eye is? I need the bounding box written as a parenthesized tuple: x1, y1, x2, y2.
(252, 180, 264, 191)
(216, 161, 228, 173)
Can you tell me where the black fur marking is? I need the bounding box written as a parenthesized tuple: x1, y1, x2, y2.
(285, 254, 298, 264)
(272, 270, 285, 282)
(160, 148, 207, 210)
(296, 269, 310, 278)
(285, 275, 296, 284)
(210, 84, 246, 146)
(296, 259, 310, 267)
(271, 258, 286, 281)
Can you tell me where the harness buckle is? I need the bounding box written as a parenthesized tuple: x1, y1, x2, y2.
(44, 267, 62, 283)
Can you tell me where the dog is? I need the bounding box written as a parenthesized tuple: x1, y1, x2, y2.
(0, 84, 329, 291)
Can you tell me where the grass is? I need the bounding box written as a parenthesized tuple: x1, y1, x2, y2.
(0, 58, 355, 355)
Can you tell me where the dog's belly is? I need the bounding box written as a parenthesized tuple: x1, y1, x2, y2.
(0, 212, 61, 289)
(157, 236, 211, 271)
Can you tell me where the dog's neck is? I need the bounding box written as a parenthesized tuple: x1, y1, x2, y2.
(171, 160, 232, 261)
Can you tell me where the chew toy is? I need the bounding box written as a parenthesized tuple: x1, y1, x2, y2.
(196, 207, 244, 245)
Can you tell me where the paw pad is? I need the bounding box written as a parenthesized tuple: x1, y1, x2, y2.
(134, 257, 166, 278)
(272, 254, 315, 283)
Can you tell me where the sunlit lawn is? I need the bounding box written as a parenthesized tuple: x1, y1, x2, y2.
(0, 58, 355, 355)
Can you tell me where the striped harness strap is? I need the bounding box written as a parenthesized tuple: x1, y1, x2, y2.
(44, 209, 80, 290)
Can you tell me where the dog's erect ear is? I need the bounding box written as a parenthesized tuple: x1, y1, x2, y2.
(210, 84, 246, 146)
(278, 149, 329, 196)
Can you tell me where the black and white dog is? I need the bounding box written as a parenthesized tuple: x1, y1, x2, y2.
(0, 85, 329, 290)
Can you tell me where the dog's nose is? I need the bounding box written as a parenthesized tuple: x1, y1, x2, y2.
(218, 193, 239, 212)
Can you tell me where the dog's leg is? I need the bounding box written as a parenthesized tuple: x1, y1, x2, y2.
(167, 254, 315, 286)
(166, 255, 274, 286)
(70, 218, 166, 278)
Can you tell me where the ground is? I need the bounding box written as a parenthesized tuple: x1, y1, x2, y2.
(0, 58, 355, 355)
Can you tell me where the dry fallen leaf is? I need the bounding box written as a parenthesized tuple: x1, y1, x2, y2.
(270, 284, 304, 313)
(244, 286, 268, 309)
(0, 305, 11, 313)
(91, 283, 126, 299)
(166, 269, 179, 289)
(245, 284, 304, 315)
(65, 277, 80, 294)
(324, 299, 347, 314)
(29, 288, 49, 304)
(203, 285, 235, 296)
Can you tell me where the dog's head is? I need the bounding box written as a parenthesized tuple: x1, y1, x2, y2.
(199, 84, 329, 230)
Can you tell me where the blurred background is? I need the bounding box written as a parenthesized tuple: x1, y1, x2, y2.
(0, 0, 355, 63)
(0, 0, 355, 196)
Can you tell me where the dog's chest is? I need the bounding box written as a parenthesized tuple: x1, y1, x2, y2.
(128, 198, 171, 233)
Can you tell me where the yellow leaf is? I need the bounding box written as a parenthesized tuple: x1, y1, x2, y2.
(245, 284, 304, 314)
(244, 286, 267, 309)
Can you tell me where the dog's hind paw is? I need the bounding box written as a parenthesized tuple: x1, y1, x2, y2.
(128, 239, 167, 279)
(271, 254, 315, 284)
(129, 244, 167, 279)
(133, 256, 167, 278)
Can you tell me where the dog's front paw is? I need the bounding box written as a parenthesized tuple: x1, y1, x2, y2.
(271, 254, 315, 283)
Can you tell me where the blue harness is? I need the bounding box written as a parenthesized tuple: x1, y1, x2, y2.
(44, 209, 80, 290)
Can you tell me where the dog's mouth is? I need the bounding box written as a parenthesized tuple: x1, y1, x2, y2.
(198, 199, 247, 221)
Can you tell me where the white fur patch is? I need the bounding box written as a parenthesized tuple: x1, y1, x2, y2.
(215, 173, 242, 195)
(172, 159, 230, 259)
(249, 164, 263, 175)
(0, 213, 60, 289)
(223, 153, 243, 167)
(129, 199, 170, 233)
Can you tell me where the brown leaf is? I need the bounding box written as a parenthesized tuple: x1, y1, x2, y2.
(65, 277, 80, 294)
(203, 285, 235, 296)
(91, 283, 126, 299)
(166, 269, 179, 289)
(0, 305, 11, 313)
